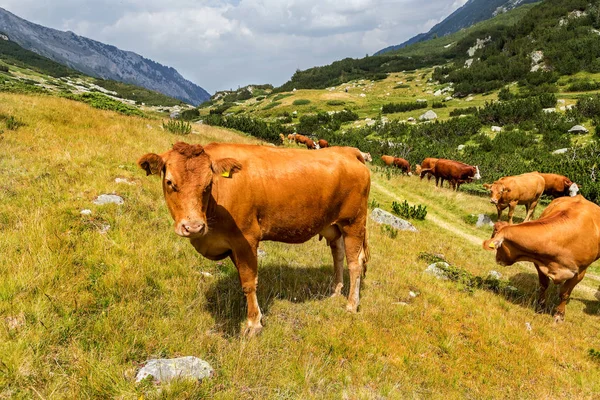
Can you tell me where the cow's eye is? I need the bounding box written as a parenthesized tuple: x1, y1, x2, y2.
(166, 180, 172, 187)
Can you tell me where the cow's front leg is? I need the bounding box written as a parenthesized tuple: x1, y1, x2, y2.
(231, 246, 262, 336)
(554, 269, 586, 323)
(534, 263, 549, 312)
(507, 201, 518, 224)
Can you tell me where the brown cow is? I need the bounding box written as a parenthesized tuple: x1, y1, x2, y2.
(393, 157, 411, 175)
(287, 133, 296, 143)
(318, 139, 329, 148)
(483, 172, 545, 224)
(138, 142, 370, 336)
(294, 134, 317, 149)
(539, 173, 579, 198)
(381, 155, 395, 166)
(419, 157, 438, 181)
(424, 159, 480, 190)
(484, 195, 600, 322)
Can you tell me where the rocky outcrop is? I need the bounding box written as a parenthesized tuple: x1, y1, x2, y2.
(0, 7, 210, 105)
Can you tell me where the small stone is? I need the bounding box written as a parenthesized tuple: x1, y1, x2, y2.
(393, 301, 409, 306)
(488, 270, 502, 280)
(370, 208, 418, 232)
(409, 291, 417, 298)
(80, 209, 92, 215)
(476, 214, 494, 228)
(425, 262, 450, 280)
(135, 356, 213, 384)
(200, 271, 212, 278)
(457, 144, 465, 150)
(525, 322, 532, 332)
(5, 313, 25, 331)
(257, 248, 267, 258)
(93, 194, 124, 205)
(552, 148, 568, 155)
(115, 178, 134, 185)
(98, 223, 110, 234)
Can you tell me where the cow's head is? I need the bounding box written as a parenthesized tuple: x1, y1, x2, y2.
(483, 182, 508, 205)
(483, 221, 512, 266)
(138, 142, 241, 238)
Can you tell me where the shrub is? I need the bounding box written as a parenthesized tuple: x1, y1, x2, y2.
(0, 65, 8, 73)
(209, 103, 234, 115)
(368, 199, 380, 209)
(256, 96, 265, 101)
(381, 225, 398, 239)
(262, 101, 282, 110)
(382, 102, 427, 114)
(5, 116, 24, 130)
(567, 81, 600, 92)
(273, 93, 293, 102)
(391, 200, 427, 220)
(394, 84, 410, 89)
(326, 100, 346, 106)
(163, 119, 192, 135)
(180, 108, 200, 121)
(450, 107, 477, 117)
(61, 92, 145, 117)
(431, 102, 447, 109)
(292, 99, 311, 106)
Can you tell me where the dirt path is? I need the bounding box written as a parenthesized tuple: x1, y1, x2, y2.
(371, 181, 483, 246)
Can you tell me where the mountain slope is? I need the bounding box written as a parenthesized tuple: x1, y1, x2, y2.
(375, 0, 541, 55)
(0, 7, 210, 105)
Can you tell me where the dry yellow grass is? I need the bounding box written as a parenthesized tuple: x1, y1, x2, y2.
(2, 93, 600, 399)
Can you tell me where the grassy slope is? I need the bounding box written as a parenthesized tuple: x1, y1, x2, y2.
(2, 93, 600, 398)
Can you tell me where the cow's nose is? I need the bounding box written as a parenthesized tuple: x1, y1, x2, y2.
(490, 199, 498, 204)
(178, 220, 206, 236)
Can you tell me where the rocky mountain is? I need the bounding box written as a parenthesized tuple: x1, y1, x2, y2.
(0, 7, 210, 105)
(375, 0, 541, 55)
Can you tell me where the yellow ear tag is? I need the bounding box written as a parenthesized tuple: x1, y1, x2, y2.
(221, 171, 230, 178)
(488, 242, 496, 249)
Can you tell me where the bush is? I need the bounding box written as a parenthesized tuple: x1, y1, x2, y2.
(382, 102, 427, 114)
(567, 81, 600, 92)
(431, 102, 447, 109)
(293, 99, 311, 106)
(273, 93, 293, 102)
(180, 108, 200, 121)
(394, 84, 410, 89)
(209, 103, 235, 115)
(61, 92, 145, 117)
(391, 200, 427, 220)
(450, 107, 477, 117)
(262, 101, 282, 110)
(326, 100, 346, 106)
(5, 116, 24, 130)
(163, 119, 192, 135)
(0, 65, 8, 73)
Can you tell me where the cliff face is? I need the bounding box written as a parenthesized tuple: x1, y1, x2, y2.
(375, 0, 541, 55)
(0, 7, 210, 105)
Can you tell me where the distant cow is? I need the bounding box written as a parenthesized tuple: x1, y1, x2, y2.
(294, 134, 317, 149)
(483, 172, 545, 224)
(287, 133, 296, 143)
(484, 195, 600, 322)
(318, 139, 329, 148)
(138, 142, 370, 336)
(424, 159, 480, 190)
(381, 155, 395, 166)
(393, 157, 411, 174)
(539, 173, 579, 198)
(419, 157, 438, 181)
(279, 133, 286, 144)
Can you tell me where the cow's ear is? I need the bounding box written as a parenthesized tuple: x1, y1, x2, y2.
(483, 237, 504, 251)
(212, 158, 242, 178)
(483, 183, 492, 190)
(138, 153, 165, 176)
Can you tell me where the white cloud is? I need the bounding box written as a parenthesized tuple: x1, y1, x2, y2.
(0, 0, 468, 93)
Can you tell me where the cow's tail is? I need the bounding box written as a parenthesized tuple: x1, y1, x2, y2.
(361, 229, 370, 278)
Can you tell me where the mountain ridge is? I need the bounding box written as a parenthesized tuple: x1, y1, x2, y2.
(375, 0, 541, 55)
(0, 7, 210, 105)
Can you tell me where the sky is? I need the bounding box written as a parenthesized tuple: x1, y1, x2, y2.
(0, 0, 468, 93)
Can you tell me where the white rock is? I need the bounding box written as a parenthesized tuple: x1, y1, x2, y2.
(416, 99, 427, 103)
(93, 194, 124, 205)
(136, 356, 213, 383)
(525, 322, 532, 332)
(491, 126, 502, 132)
(444, 96, 453, 102)
(419, 110, 438, 121)
(257, 248, 267, 258)
(370, 208, 418, 232)
(466, 96, 474, 102)
(568, 125, 588, 133)
(80, 209, 92, 215)
(434, 90, 443, 96)
(476, 214, 494, 228)
(425, 262, 450, 280)
(552, 148, 569, 155)
(457, 144, 465, 150)
(359, 93, 366, 98)
(465, 59, 474, 68)
(488, 270, 502, 280)
(409, 291, 417, 298)
(115, 178, 134, 185)
(543, 108, 556, 113)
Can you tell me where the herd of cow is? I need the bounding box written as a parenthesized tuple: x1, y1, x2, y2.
(138, 141, 600, 336)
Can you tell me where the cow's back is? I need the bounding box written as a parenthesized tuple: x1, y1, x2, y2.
(204, 143, 370, 242)
(499, 173, 545, 204)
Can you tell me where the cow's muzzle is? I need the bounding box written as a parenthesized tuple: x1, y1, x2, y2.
(176, 219, 207, 238)
(490, 199, 498, 205)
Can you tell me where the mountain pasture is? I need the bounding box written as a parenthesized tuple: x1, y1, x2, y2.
(2, 94, 600, 398)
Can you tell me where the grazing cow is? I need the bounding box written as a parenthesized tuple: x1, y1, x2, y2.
(138, 142, 370, 336)
(360, 151, 372, 162)
(424, 159, 480, 190)
(483, 172, 545, 224)
(318, 139, 329, 148)
(393, 157, 411, 175)
(483, 195, 600, 322)
(287, 133, 296, 143)
(539, 173, 579, 198)
(381, 155, 395, 166)
(279, 133, 286, 144)
(419, 157, 438, 181)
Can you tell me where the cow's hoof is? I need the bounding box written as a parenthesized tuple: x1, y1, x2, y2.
(243, 324, 263, 337)
(553, 313, 565, 324)
(331, 283, 343, 297)
(345, 303, 358, 313)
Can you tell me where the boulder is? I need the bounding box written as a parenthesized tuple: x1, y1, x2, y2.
(552, 148, 569, 155)
(425, 262, 450, 280)
(443, 96, 453, 102)
(93, 194, 124, 205)
(419, 110, 437, 121)
(491, 126, 502, 132)
(169, 111, 180, 119)
(488, 270, 502, 280)
(136, 356, 213, 384)
(476, 214, 494, 228)
(371, 208, 418, 232)
(568, 125, 588, 133)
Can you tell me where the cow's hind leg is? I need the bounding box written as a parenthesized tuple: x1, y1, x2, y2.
(534, 263, 550, 312)
(321, 225, 345, 296)
(231, 245, 263, 337)
(554, 269, 587, 323)
(525, 199, 539, 222)
(342, 223, 368, 313)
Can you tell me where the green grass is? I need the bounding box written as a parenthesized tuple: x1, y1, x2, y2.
(2, 93, 600, 398)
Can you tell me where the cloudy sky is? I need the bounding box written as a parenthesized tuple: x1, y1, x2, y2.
(0, 0, 467, 93)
